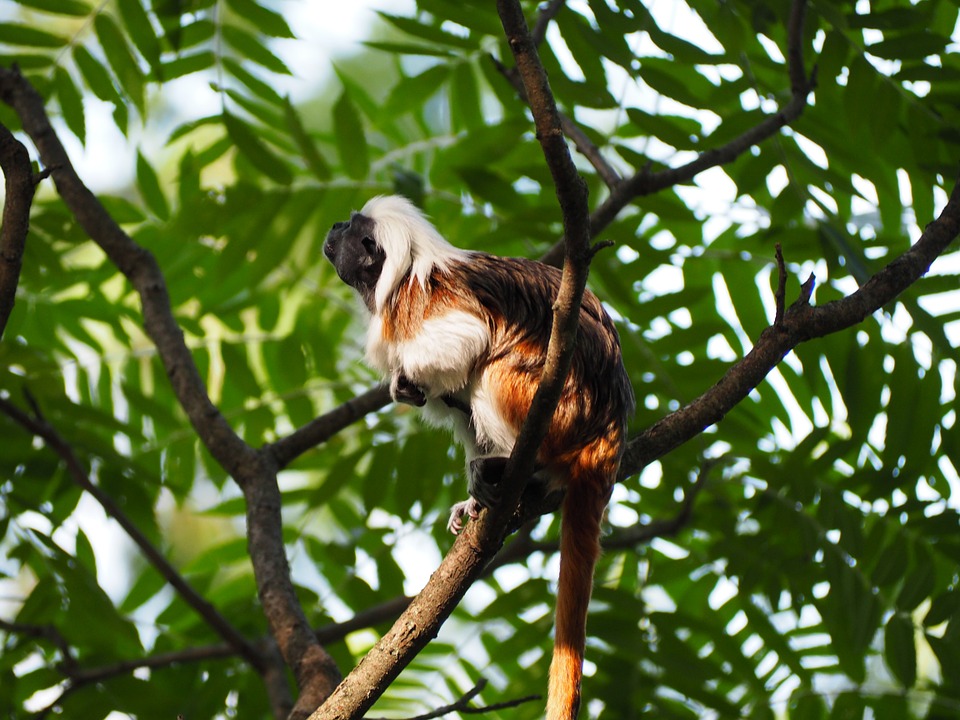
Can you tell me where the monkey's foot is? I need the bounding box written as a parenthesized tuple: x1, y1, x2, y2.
(391, 374, 426, 406)
(447, 497, 483, 535)
(468, 456, 507, 508)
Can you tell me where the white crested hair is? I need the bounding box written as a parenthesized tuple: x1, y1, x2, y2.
(360, 195, 469, 312)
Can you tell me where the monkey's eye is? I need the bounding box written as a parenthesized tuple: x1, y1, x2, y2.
(361, 236, 377, 253)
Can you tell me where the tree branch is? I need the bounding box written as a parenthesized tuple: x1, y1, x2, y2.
(541, 0, 815, 267)
(0, 618, 75, 669)
(0, 120, 34, 340)
(266, 385, 391, 469)
(308, 1, 595, 716)
(530, 0, 564, 47)
(0, 394, 267, 671)
(0, 65, 339, 720)
(490, 54, 622, 189)
(621, 177, 960, 477)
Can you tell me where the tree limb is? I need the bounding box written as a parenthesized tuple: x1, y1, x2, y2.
(540, 0, 815, 267)
(0, 395, 267, 671)
(266, 385, 391, 469)
(0, 121, 34, 340)
(0, 65, 339, 720)
(621, 177, 960, 477)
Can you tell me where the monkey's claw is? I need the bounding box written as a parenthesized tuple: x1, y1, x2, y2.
(447, 497, 482, 534)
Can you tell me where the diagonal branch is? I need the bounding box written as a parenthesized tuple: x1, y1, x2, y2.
(266, 385, 391, 469)
(0, 394, 266, 673)
(620, 177, 960, 477)
(541, 0, 815, 267)
(0, 121, 34, 340)
(308, 1, 595, 716)
(491, 54, 622, 189)
(0, 65, 338, 720)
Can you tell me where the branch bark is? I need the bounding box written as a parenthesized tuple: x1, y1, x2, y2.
(0, 394, 267, 671)
(309, 0, 595, 716)
(0, 121, 34, 340)
(0, 65, 340, 720)
(620, 178, 960, 477)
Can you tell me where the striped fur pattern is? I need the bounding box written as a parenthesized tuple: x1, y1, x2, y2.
(324, 196, 635, 720)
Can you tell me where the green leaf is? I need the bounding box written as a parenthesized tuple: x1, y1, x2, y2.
(17, 0, 90, 15)
(377, 12, 478, 50)
(884, 613, 916, 687)
(74, 529, 97, 575)
(95, 13, 146, 114)
(221, 23, 291, 74)
(223, 112, 293, 185)
(118, 0, 162, 70)
(363, 40, 456, 58)
(896, 541, 936, 612)
(136, 151, 170, 220)
(283, 97, 332, 181)
(624, 108, 701, 150)
(224, 57, 284, 106)
(450, 62, 482, 132)
(73, 46, 120, 103)
(159, 50, 216, 79)
(924, 590, 960, 627)
(384, 64, 449, 117)
(54, 67, 85, 143)
(332, 91, 369, 180)
(225, 0, 294, 38)
(867, 32, 950, 61)
(0, 23, 66, 47)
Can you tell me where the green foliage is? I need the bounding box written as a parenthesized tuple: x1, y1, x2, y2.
(1, 0, 960, 719)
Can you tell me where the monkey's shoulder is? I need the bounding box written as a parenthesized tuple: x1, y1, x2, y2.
(441, 252, 611, 331)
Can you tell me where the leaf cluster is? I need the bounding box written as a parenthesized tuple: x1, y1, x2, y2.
(1, 0, 959, 718)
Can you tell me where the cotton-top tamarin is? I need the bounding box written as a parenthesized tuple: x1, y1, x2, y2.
(324, 195, 634, 720)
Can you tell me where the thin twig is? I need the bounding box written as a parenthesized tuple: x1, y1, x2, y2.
(367, 679, 488, 720)
(531, 0, 565, 47)
(489, 54, 623, 188)
(266, 385, 391, 469)
(774, 243, 787, 328)
(0, 618, 75, 670)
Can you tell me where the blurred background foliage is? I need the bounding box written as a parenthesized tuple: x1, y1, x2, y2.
(1, 0, 959, 718)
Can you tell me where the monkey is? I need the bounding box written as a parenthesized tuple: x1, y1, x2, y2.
(323, 195, 634, 720)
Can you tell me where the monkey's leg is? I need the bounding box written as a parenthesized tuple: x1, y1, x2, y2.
(445, 457, 507, 534)
(468, 456, 508, 507)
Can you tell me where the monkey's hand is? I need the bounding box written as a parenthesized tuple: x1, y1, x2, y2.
(390, 373, 427, 407)
(447, 497, 482, 535)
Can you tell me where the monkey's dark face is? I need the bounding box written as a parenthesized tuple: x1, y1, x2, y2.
(323, 212, 386, 310)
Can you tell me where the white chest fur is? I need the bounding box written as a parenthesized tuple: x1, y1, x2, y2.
(365, 310, 491, 397)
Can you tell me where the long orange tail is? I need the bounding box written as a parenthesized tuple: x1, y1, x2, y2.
(546, 457, 612, 720)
